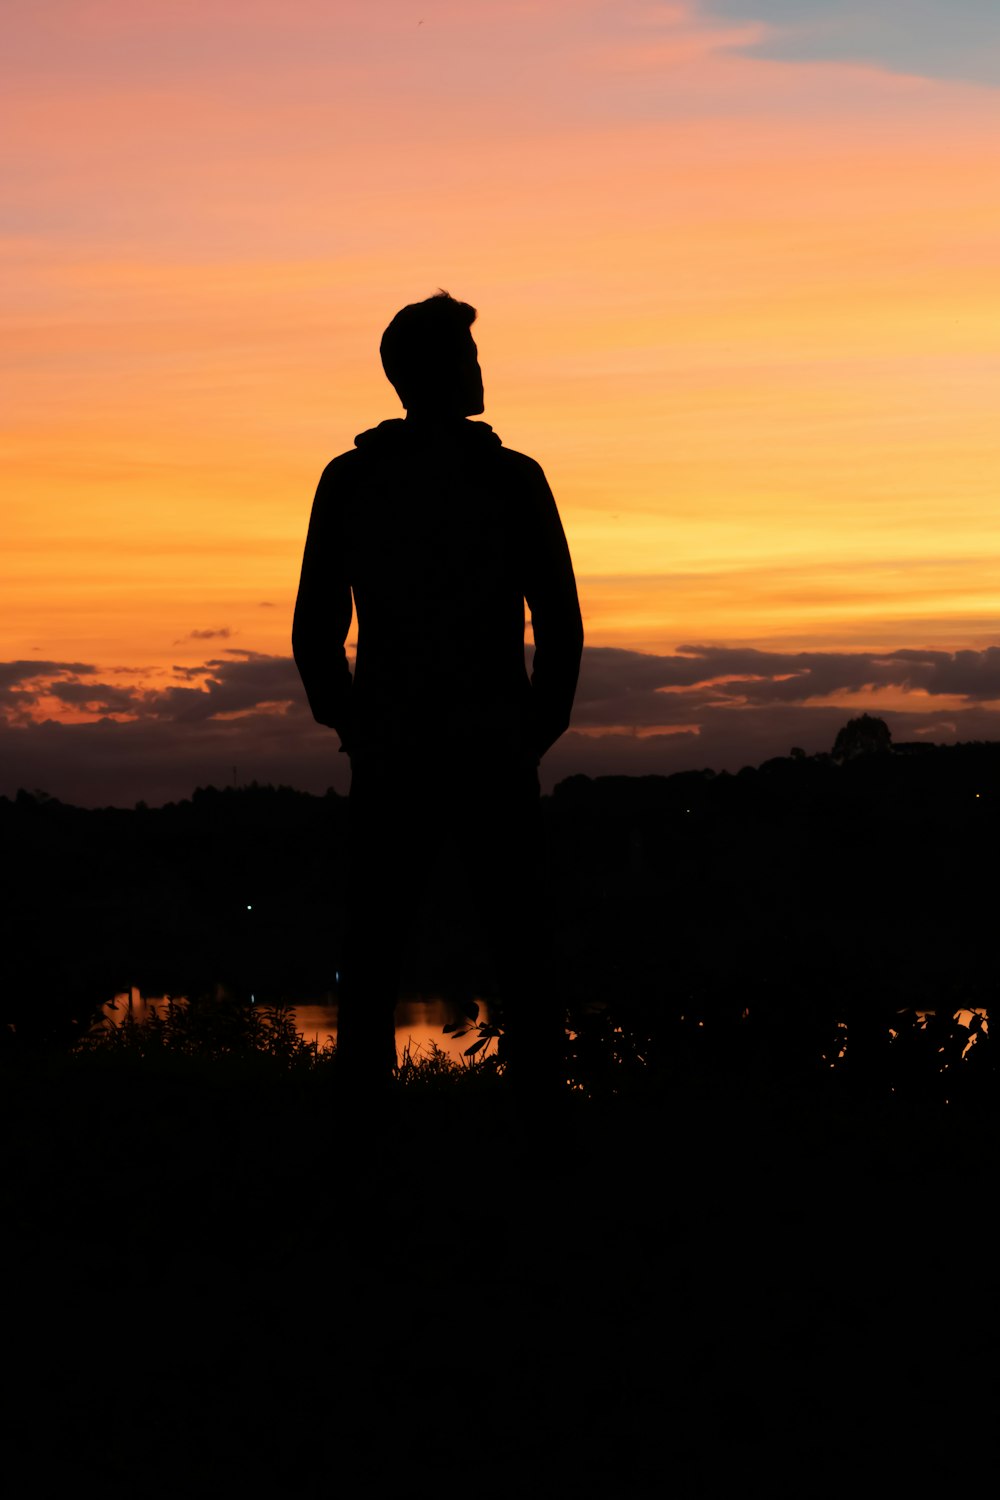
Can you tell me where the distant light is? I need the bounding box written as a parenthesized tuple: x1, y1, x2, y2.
(335, 970, 340, 983)
(247, 904, 252, 910)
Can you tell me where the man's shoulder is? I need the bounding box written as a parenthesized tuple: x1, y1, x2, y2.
(492, 444, 548, 487)
(314, 425, 548, 488)
(315, 448, 364, 493)
(321, 448, 363, 476)
(495, 443, 541, 469)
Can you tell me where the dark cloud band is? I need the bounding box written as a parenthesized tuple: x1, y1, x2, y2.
(3, 642, 1000, 806)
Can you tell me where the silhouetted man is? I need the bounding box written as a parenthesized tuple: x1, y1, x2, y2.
(293, 292, 583, 1088)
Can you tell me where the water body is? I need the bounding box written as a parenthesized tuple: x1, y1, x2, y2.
(104, 991, 495, 1067)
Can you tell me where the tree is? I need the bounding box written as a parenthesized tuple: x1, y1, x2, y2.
(832, 713, 892, 762)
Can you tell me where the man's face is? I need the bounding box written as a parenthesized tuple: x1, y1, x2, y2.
(402, 330, 485, 416)
(462, 337, 485, 416)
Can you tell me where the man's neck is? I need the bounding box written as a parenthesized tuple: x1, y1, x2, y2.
(405, 410, 469, 424)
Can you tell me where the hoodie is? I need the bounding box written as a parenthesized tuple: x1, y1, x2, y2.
(292, 417, 583, 767)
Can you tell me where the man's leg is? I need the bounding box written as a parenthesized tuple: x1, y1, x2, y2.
(337, 763, 412, 1085)
(456, 762, 565, 1090)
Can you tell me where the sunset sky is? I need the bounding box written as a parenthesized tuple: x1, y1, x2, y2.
(4, 0, 1000, 803)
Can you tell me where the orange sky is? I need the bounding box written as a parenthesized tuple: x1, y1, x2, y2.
(4, 0, 1000, 792)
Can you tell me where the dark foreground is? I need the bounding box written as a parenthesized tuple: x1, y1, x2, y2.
(3, 1050, 997, 1498)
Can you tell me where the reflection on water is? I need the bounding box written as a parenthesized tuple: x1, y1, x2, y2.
(103, 991, 494, 1067)
(293, 999, 489, 1065)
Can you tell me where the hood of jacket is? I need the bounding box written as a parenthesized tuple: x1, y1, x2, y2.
(353, 417, 503, 455)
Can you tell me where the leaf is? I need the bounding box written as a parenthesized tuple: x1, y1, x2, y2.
(462, 999, 480, 1023)
(464, 1038, 487, 1057)
(442, 1022, 459, 1034)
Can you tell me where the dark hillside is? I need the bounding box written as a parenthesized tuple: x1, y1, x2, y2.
(3, 740, 999, 1058)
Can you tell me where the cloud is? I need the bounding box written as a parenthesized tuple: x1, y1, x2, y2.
(0, 651, 303, 727)
(4, 642, 1000, 806)
(891, 647, 1000, 700)
(46, 681, 146, 717)
(145, 651, 305, 723)
(178, 627, 234, 642)
(0, 660, 98, 719)
(699, 1, 1000, 87)
(570, 644, 1000, 729)
(0, 660, 95, 693)
(10, 643, 1000, 732)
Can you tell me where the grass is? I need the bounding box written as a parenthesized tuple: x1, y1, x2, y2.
(3, 986, 998, 1495)
(63, 980, 995, 1108)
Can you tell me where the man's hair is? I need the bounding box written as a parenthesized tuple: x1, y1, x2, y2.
(380, 290, 477, 408)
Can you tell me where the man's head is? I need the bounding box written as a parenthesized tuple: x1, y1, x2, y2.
(380, 291, 484, 417)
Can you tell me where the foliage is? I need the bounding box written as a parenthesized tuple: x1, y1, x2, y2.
(441, 997, 504, 1062)
(64, 978, 996, 1109)
(832, 712, 892, 761)
(78, 989, 330, 1070)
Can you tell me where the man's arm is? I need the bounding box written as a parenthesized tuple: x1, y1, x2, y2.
(522, 461, 584, 758)
(291, 460, 355, 751)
